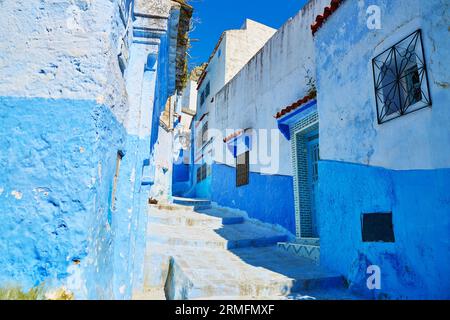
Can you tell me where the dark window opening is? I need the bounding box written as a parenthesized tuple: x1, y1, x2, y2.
(205, 82, 210, 98)
(197, 163, 210, 183)
(200, 91, 205, 106)
(362, 212, 395, 242)
(236, 151, 249, 187)
(372, 29, 431, 124)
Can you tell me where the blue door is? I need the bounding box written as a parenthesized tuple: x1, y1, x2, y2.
(306, 130, 319, 237)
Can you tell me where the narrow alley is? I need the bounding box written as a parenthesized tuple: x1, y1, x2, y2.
(0, 0, 448, 304)
(135, 198, 359, 300)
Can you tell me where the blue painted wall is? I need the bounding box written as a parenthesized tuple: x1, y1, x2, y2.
(314, 0, 450, 299)
(173, 164, 190, 183)
(210, 163, 296, 234)
(318, 160, 450, 299)
(150, 33, 170, 156)
(0, 97, 126, 298)
(111, 134, 152, 299)
(0, 0, 187, 300)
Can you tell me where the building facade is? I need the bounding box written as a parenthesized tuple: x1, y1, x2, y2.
(192, 19, 276, 199)
(201, 1, 328, 238)
(313, 0, 450, 299)
(0, 0, 192, 299)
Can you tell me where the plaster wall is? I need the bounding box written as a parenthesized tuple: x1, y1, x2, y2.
(0, 0, 130, 124)
(316, 0, 450, 170)
(223, 19, 277, 84)
(213, 0, 329, 176)
(315, 0, 450, 299)
(191, 19, 277, 198)
(0, 0, 184, 299)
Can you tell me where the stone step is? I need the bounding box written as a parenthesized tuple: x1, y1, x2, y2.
(286, 288, 365, 300)
(148, 207, 245, 228)
(181, 274, 345, 300)
(173, 197, 212, 209)
(277, 242, 320, 264)
(191, 295, 288, 300)
(140, 200, 351, 300)
(295, 237, 320, 246)
(162, 246, 345, 300)
(147, 221, 288, 249)
(194, 207, 247, 225)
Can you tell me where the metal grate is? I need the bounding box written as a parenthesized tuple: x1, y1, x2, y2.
(236, 151, 249, 187)
(197, 163, 209, 182)
(290, 111, 319, 238)
(372, 29, 431, 124)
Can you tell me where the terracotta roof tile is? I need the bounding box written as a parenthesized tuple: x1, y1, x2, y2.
(311, 0, 344, 36)
(223, 129, 244, 143)
(274, 92, 316, 119)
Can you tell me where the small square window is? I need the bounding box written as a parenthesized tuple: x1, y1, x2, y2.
(197, 163, 208, 182)
(361, 212, 395, 243)
(372, 30, 431, 124)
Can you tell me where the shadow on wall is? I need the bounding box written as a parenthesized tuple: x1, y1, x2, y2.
(318, 160, 450, 299)
(210, 163, 296, 235)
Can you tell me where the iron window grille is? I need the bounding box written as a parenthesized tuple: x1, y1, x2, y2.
(200, 91, 205, 106)
(372, 29, 431, 124)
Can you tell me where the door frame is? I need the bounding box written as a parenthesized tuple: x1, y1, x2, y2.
(291, 113, 319, 239)
(306, 129, 320, 238)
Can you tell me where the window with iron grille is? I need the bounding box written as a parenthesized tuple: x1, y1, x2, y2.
(205, 82, 210, 98)
(197, 163, 209, 183)
(201, 121, 208, 145)
(197, 166, 201, 182)
(200, 91, 205, 106)
(236, 151, 249, 187)
(372, 29, 431, 124)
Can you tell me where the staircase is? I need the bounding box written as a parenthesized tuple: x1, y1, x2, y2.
(137, 198, 357, 300)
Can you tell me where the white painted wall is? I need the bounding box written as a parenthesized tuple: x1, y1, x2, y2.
(0, 0, 130, 124)
(211, 0, 329, 176)
(179, 80, 198, 130)
(195, 19, 277, 165)
(223, 19, 277, 84)
(173, 80, 197, 164)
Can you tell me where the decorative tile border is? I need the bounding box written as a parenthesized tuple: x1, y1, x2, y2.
(278, 242, 320, 264)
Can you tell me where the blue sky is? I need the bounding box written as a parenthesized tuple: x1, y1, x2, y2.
(187, 0, 308, 69)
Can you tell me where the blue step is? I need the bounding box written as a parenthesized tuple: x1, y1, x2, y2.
(226, 235, 289, 249)
(173, 197, 211, 208)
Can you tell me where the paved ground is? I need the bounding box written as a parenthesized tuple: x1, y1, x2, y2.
(136, 199, 359, 300)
